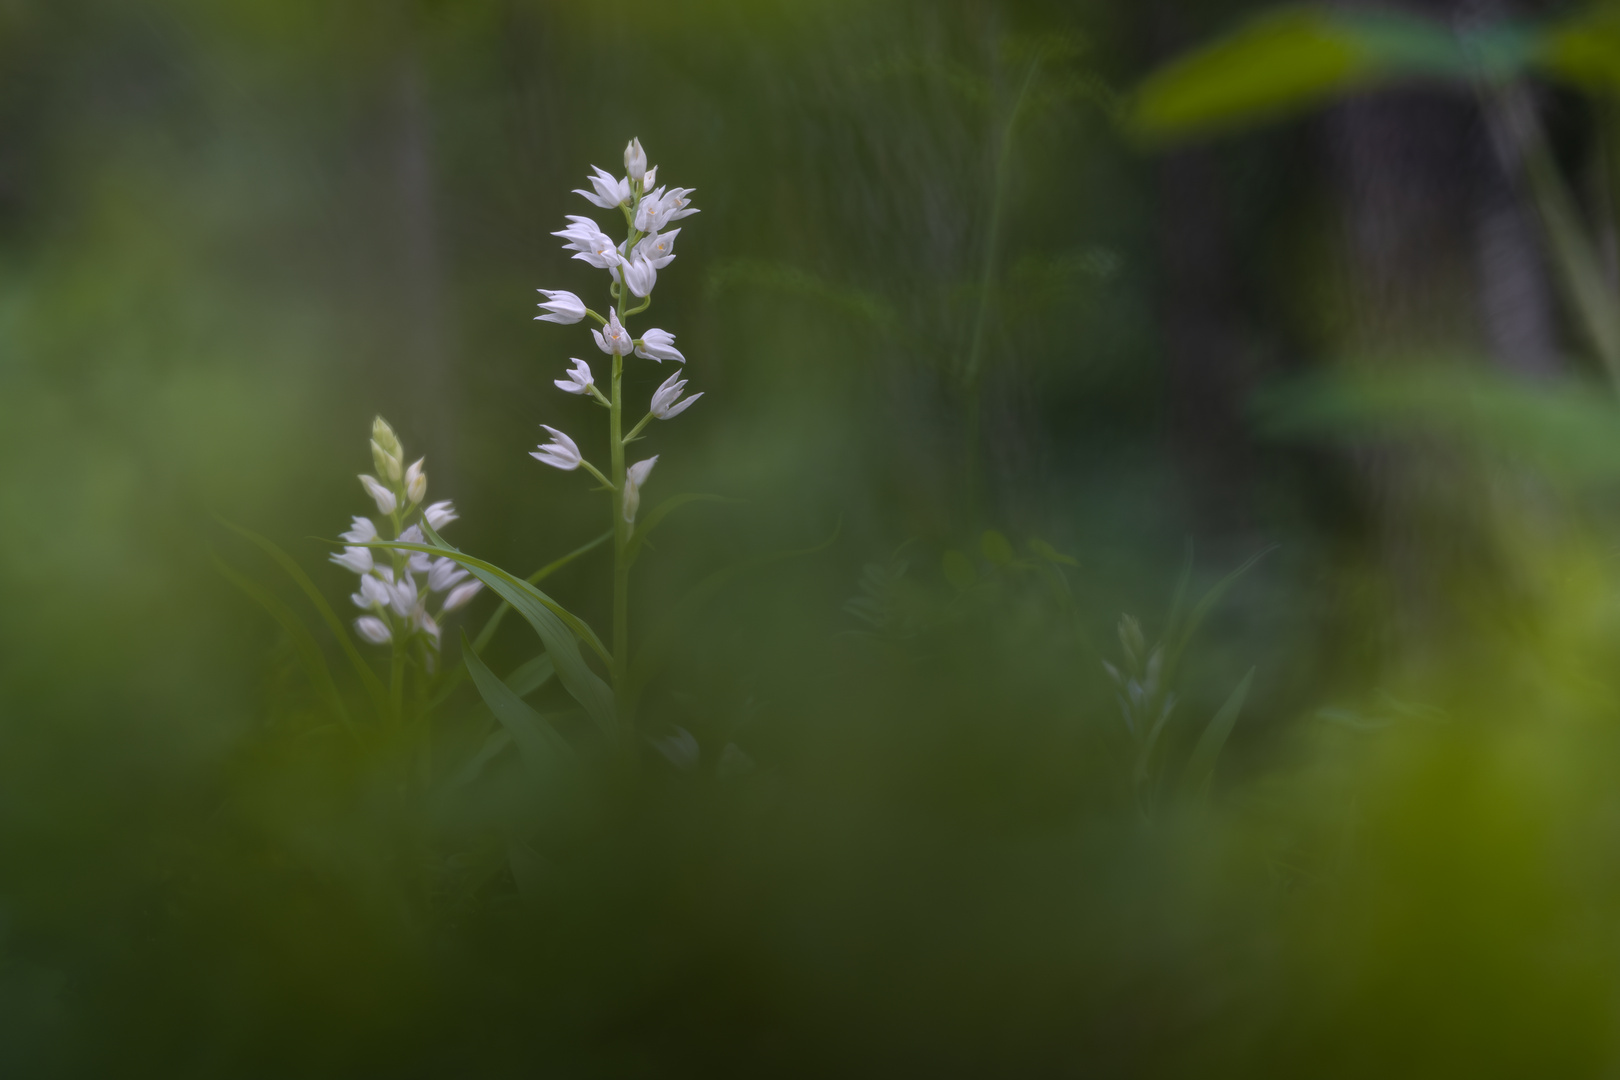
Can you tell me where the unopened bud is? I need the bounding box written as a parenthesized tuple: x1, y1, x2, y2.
(371, 416, 402, 458)
(624, 137, 647, 183)
(371, 439, 402, 483)
(405, 457, 427, 505)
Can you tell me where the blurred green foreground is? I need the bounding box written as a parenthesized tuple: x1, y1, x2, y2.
(8, 0, 1620, 1075)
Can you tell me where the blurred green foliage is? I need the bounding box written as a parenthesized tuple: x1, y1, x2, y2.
(7, 0, 1620, 1076)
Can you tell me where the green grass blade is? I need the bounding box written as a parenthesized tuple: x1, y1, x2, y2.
(470, 528, 612, 656)
(212, 552, 354, 735)
(1162, 538, 1194, 653)
(1167, 546, 1277, 678)
(461, 631, 578, 780)
(1181, 668, 1255, 799)
(505, 654, 556, 699)
(216, 517, 388, 721)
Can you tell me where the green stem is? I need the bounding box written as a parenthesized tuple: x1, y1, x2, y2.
(623, 411, 655, 445)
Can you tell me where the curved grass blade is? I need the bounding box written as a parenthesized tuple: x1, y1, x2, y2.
(471, 528, 612, 655)
(217, 518, 388, 721)
(505, 654, 556, 699)
(461, 631, 578, 781)
(625, 493, 736, 568)
(1166, 545, 1277, 679)
(1181, 668, 1255, 799)
(633, 522, 841, 695)
(362, 526, 616, 741)
(212, 552, 355, 736)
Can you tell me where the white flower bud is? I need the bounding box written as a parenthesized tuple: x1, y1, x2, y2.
(371, 416, 402, 458)
(340, 517, 377, 544)
(371, 439, 402, 483)
(650, 370, 702, 419)
(359, 474, 397, 515)
(536, 289, 588, 324)
(354, 616, 392, 646)
(573, 166, 630, 210)
(356, 574, 393, 609)
(641, 164, 657, 190)
(531, 425, 583, 471)
(624, 137, 648, 183)
(414, 609, 442, 646)
(442, 579, 484, 612)
(555, 358, 595, 395)
(424, 500, 459, 530)
(634, 328, 685, 364)
(622, 256, 657, 298)
(622, 455, 658, 525)
(390, 573, 418, 618)
(427, 556, 469, 593)
(405, 457, 427, 505)
(330, 546, 374, 575)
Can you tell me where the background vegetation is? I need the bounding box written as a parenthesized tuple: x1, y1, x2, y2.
(4, 0, 1620, 1075)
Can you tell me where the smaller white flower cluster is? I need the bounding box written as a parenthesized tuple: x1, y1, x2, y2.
(330, 417, 483, 651)
(531, 138, 706, 526)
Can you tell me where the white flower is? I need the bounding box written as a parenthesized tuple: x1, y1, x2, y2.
(352, 573, 393, 609)
(535, 289, 587, 324)
(330, 546, 374, 575)
(634, 186, 672, 234)
(374, 565, 395, 585)
(663, 187, 699, 222)
(359, 474, 396, 515)
(442, 579, 484, 612)
(635, 328, 685, 364)
(624, 137, 648, 183)
(641, 164, 658, 189)
(551, 217, 601, 252)
(400, 524, 424, 544)
(622, 256, 657, 298)
(555, 358, 595, 395)
(574, 165, 630, 209)
(405, 458, 427, 505)
(414, 609, 442, 646)
(650, 370, 703, 419)
(340, 516, 377, 544)
(593, 311, 635, 356)
(623, 455, 658, 524)
(632, 228, 679, 270)
(531, 425, 583, 471)
(355, 616, 392, 646)
(390, 573, 418, 618)
(427, 556, 469, 593)
(572, 229, 624, 270)
(422, 500, 458, 530)
(400, 525, 429, 572)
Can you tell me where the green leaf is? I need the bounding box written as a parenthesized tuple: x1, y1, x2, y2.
(212, 553, 354, 734)
(1130, 7, 1532, 140)
(942, 550, 978, 591)
(979, 530, 1016, 566)
(461, 630, 579, 781)
(504, 654, 556, 699)
(366, 527, 617, 742)
(440, 728, 513, 796)
(1167, 547, 1276, 678)
(1181, 668, 1255, 798)
(216, 518, 388, 721)
(625, 493, 736, 568)
(470, 528, 612, 656)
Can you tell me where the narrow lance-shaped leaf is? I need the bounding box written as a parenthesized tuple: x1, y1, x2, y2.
(360, 528, 617, 742)
(460, 630, 578, 782)
(1181, 668, 1256, 799)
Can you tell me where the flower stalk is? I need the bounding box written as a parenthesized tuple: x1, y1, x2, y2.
(532, 137, 702, 730)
